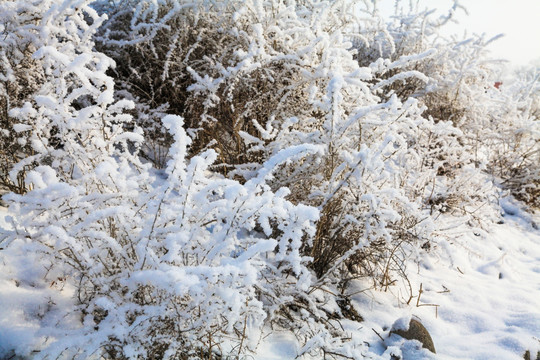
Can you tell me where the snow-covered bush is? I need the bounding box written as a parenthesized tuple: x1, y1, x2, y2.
(2, 0, 539, 358)
(3, 114, 320, 358)
(487, 74, 540, 207)
(1, 0, 320, 357)
(354, 3, 539, 213)
(95, 0, 307, 169)
(414, 35, 539, 208)
(0, 0, 47, 193)
(371, 5, 539, 209)
(95, 0, 449, 288)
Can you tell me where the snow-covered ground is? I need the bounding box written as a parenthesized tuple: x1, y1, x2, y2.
(256, 202, 540, 359)
(1, 203, 539, 359)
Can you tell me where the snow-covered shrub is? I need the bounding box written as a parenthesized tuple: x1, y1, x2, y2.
(360, 6, 503, 217)
(0, 0, 47, 193)
(2, 0, 539, 358)
(94, 0, 306, 169)
(413, 34, 539, 209)
(0, 1, 443, 356)
(353, 3, 539, 214)
(94, 0, 462, 288)
(3, 115, 320, 358)
(0, 1, 328, 358)
(487, 73, 540, 207)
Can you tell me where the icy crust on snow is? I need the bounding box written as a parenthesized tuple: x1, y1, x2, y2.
(254, 205, 540, 360)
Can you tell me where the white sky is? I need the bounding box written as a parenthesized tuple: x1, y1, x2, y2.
(377, 0, 540, 67)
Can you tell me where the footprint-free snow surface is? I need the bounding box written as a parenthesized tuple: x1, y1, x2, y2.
(1, 203, 539, 359)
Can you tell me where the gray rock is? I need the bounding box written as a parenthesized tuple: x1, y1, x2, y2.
(391, 318, 436, 354)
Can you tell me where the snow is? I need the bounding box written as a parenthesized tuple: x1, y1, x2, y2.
(3, 204, 539, 358)
(250, 205, 540, 359)
(1, 0, 538, 358)
(391, 315, 413, 332)
(0, 206, 48, 357)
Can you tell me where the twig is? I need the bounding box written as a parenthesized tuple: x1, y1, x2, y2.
(372, 328, 385, 342)
(416, 283, 423, 307)
(437, 285, 450, 293)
